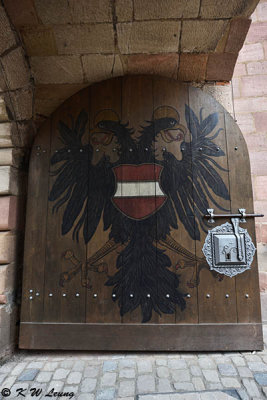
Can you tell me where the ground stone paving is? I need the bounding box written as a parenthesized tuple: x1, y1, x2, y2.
(0, 326, 267, 399)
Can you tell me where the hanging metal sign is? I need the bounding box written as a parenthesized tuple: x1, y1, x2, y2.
(202, 218, 256, 278)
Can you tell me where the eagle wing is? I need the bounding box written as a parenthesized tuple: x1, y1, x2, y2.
(161, 104, 230, 241)
(48, 110, 115, 244)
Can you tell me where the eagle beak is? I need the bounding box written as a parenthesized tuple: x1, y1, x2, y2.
(160, 124, 186, 143)
(90, 128, 114, 146)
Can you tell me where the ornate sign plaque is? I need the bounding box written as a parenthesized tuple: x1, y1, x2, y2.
(202, 219, 256, 278)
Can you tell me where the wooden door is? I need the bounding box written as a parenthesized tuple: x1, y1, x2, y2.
(19, 76, 263, 351)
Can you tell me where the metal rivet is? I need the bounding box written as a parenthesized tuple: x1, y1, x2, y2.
(235, 146, 238, 150)
(199, 147, 203, 151)
(145, 148, 148, 151)
(186, 294, 191, 298)
(49, 293, 53, 297)
(225, 294, 229, 298)
(36, 152, 40, 156)
(181, 147, 185, 151)
(206, 294, 210, 298)
(55, 150, 58, 153)
(29, 289, 33, 293)
(112, 294, 116, 298)
(93, 293, 97, 298)
(147, 294, 151, 298)
(96, 148, 100, 152)
(112, 148, 117, 152)
(67, 149, 71, 153)
(245, 294, 249, 298)
(166, 294, 170, 298)
(75, 293, 80, 297)
(37, 146, 41, 150)
(36, 292, 40, 297)
(29, 296, 33, 300)
(62, 293, 67, 297)
(42, 149, 46, 153)
(129, 148, 133, 152)
(216, 147, 220, 151)
(162, 147, 166, 152)
(80, 149, 83, 152)
(130, 293, 134, 298)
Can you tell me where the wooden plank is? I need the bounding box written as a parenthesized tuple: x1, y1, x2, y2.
(152, 78, 198, 325)
(225, 111, 262, 323)
(19, 322, 263, 351)
(188, 86, 237, 324)
(43, 89, 89, 323)
(86, 78, 122, 324)
(20, 120, 51, 323)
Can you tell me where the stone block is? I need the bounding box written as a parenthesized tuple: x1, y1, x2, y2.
(0, 263, 16, 293)
(246, 22, 267, 44)
(11, 121, 36, 148)
(134, 0, 199, 19)
(54, 24, 114, 55)
(0, 148, 24, 168)
(0, 196, 18, 230)
(217, 363, 237, 376)
(244, 132, 267, 152)
(115, 0, 133, 22)
(118, 21, 180, 54)
(262, 224, 267, 243)
(100, 372, 116, 387)
(0, 305, 17, 357)
(126, 53, 179, 79)
(242, 378, 261, 397)
(247, 60, 267, 75)
(0, 5, 16, 55)
(241, 75, 267, 97)
(0, 232, 17, 263)
(225, 18, 251, 53)
(4, 0, 39, 26)
(250, 151, 267, 175)
(254, 176, 267, 201)
(258, 244, 267, 271)
(4, 88, 33, 121)
(233, 62, 247, 77)
(234, 96, 267, 113)
(235, 113, 255, 134)
(178, 53, 208, 82)
(1, 47, 30, 91)
(206, 53, 238, 81)
(35, 0, 71, 24)
(200, 0, 258, 18)
(181, 20, 227, 52)
(254, 111, 267, 132)
(137, 375, 155, 393)
(238, 43, 264, 63)
(257, 2, 267, 22)
(18, 369, 40, 381)
(21, 26, 57, 56)
(31, 56, 83, 84)
(82, 54, 123, 83)
(0, 166, 19, 195)
(0, 123, 12, 147)
(69, 0, 112, 23)
(0, 96, 9, 122)
(232, 77, 240, 98)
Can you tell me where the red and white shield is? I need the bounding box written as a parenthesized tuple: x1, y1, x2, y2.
(112, 164, 167, 220)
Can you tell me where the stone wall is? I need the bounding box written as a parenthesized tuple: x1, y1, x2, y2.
(232, 0, 267, 287)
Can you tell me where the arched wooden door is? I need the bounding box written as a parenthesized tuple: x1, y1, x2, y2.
(19, 76, 263, 351)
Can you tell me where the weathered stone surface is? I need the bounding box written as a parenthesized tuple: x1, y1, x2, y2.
(54, 24, 114, 55)
(126, 53, 178, 79)
(242, 378, 261, 397)
(137, 375, 155, 393)
(254, 112, 267, 133)
(1, 47, 30, 90)
(171, 369, 191, 382)
(225, 18, 251, 53)
(254, 176, 267, 201)
(31, 56, 83, 84)
(100, 372, 116, 387)
(35, 0, 71, 24)
(0, 97, 9, 122)
(117, 21, 180, 54)
(247, 60, 267, 75)
(119, 368, 135, 378)
(0, 166, 19, 195)
(218, 363, 238, 376)
(82, 54, 123, 83)
(257, 1, 267, 22)
(4, 0, 39, 26)
(0, 263, 16, 294)
(69, 0, 112, 23)
(206, 53, 238, 81)
(238, 43, 264, 62)
(181, 20, 228, 52)
(233, 62, 247, 77)
(200, 0, 258, 18)
(158, 378, 173, 392)
(168, 359, 187, 369)
(178, 53, 208, 81)
(192, 377, 205, 391)
(18, 369, 39, 381)
(103, 361, 117, 372)
(0, 231, 17, 264)
(115, 0, 133, 22)
(96, 388, 115, 400)
(221, 377, 241, 388)
(80, 378, 97, 392)
(21, 26, 57, 56)
(173, 382, 194, 391)
(235, 96, 267, 113)
(246, 21, 267, 43)
(0, 196, 18, 231)
(118, 380, 135, 397)
(134, 0, 199, 19)
(0, 123, 12, 147)
(202, 369, 220, 382)
(0, 5, 16, 55)
(241, 75, 267, 97)
(236, 113, 255, 134)
(66, 371, 82, 384)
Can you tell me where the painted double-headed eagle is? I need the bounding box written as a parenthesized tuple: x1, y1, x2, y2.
(49, 105, 229, 322)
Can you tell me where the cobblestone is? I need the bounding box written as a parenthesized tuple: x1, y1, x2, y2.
(118, 380, 135, 397)
(217, 363, 237, 376)
(221, 377, 241, 388)
(137, 375, 155, 393)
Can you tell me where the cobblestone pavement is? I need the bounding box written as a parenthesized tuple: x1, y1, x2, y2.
(0, 324, 266, 400)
